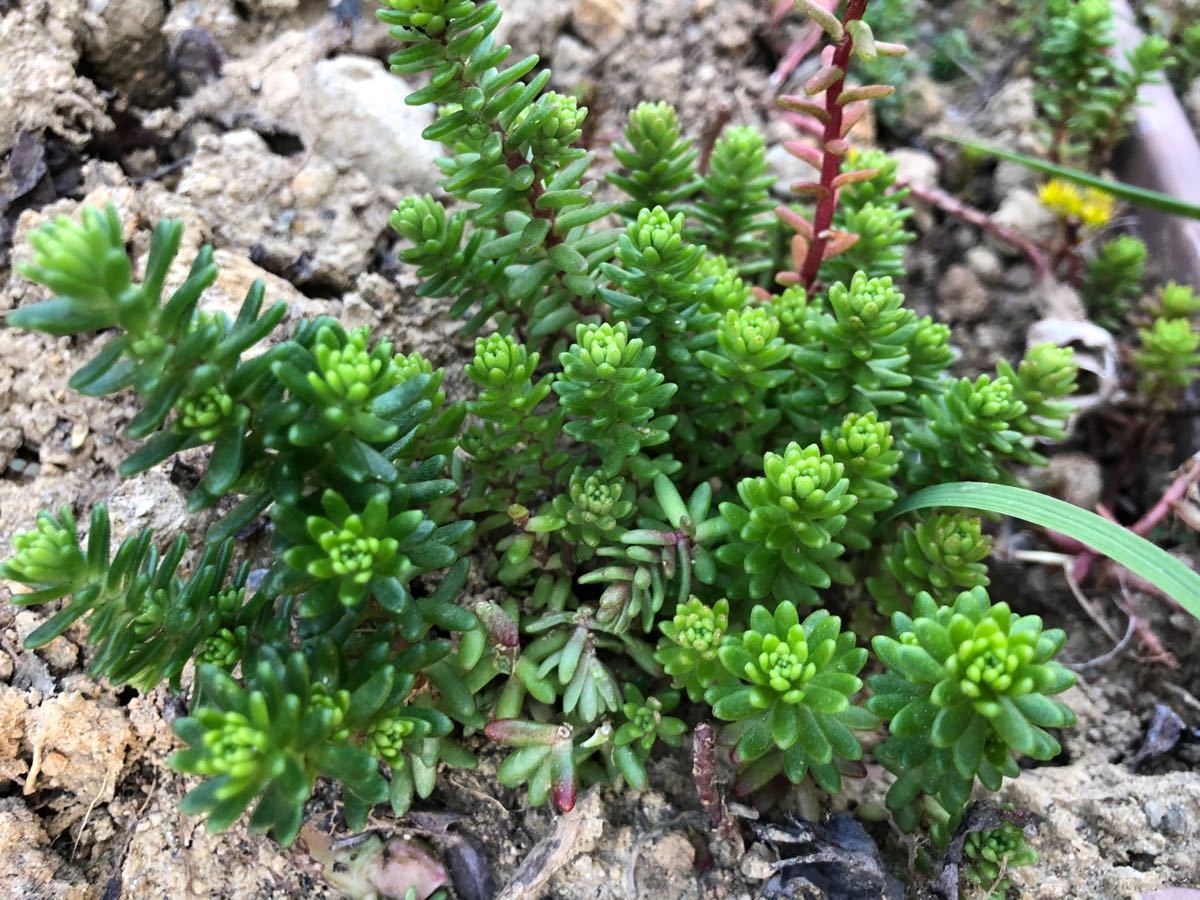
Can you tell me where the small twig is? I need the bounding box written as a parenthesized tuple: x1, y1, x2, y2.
(1062, 558, 1121, 643)
(0, 635, 21, 668)
(131, 155, 192, 185)
(1128, 451, 1200, 538)
(1009, 549, 1176, 667)
(1008, 549, 1118, 641)
(1162, 683, 1200, 716)
(693, 722, 725, 829)
(445, 775, 509, 815)
(900, 180, 1051, 280)
(697, 103, 734, 175)
(692, 721, 744, 863)
(332, 831, 377, 852)
(1114, 573, 1178, 667)
(71, 769, 111, 860)
(1065, 606, 1135, 670)
(983, 855, 1011, 899)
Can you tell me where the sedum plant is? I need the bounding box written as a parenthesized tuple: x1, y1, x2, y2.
(705, 602, 874, 794)
(1134, 315, 1200, 403)
(962, 813, 1039, 899)
(868, 588, 1075, 834)
(3, 0, 1082, 860)
(1033, 0, 1171, 168)
(1129, 282, 1200, 408)
(1081, 235, 1147, 333)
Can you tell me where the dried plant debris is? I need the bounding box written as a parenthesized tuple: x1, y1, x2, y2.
(753, 813, 905, 900)
(1130, 704, 1188, 771)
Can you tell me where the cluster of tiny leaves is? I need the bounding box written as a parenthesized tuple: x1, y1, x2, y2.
(1033, 0, 1171, 167)
(0, 0, 1083, 853)
(1134, 282, 1200, 405)
(1081, 235, 1146, 332)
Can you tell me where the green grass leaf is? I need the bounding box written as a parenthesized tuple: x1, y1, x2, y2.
(891, 483, 1200, 616)
(943, 136, 1200, 221)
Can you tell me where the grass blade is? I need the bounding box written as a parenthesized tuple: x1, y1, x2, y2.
(942, 136, 1200, 221)
(891, 483, 1200, 616)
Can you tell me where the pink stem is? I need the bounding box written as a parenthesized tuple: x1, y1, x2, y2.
(902, 180, 1051, 280)
(795, 0, 869, 291)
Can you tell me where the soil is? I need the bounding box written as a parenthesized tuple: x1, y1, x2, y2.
(1, 0, 1199, 898)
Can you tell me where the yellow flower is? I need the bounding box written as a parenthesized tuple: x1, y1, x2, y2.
(1038, 179, 1084, 220)
(1038, 179, 1115, 229)
(1077, 187, 1116, 228)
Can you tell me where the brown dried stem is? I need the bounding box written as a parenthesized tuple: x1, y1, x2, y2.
(901, 179, 1051, 280)
(692, 721, 744, 863)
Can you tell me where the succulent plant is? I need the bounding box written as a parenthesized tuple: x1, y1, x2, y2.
(1134, 316, 1200, 402)
(0, 0, 1091, 854)
(868, 587, 1075, 829)
(717, 442, 856, 602)
(609, 101, 700, 221)
(656, 596, 732, 701)
(554, 321, 678, 477)
(962, 814, 1039, 899)
(706, 602, 874, 790)
(868, 513, 992, 615)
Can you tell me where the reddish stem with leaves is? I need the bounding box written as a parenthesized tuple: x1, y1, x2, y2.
(775, 0, 903, 291)
(795, 0, 868, 290)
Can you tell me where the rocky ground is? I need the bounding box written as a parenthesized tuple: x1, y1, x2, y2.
(2, 0, 1199, 897)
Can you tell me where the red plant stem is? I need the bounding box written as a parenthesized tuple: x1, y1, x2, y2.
(1049, 219, 1085, 286)
(1127, 456, 1200, 538)
(901, 180, 1051, 280)
(1072, 453, 1200, 583)
(796, 0, 869, 291)
(697, 104, 734, 175)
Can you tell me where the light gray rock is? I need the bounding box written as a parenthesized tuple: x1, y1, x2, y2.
(82, 0, 171, 106)
(300, 55, 441, 198)
(493, 0, 573, 54)
(0, 0, 111, 155)
(181, 36, 443, 199)
(572, 0, 635, 47)
(902, 73, 947, 133)
(1002, 686, 1200, 898)
(891, 147, 939, 189)
(992, 187, 1059, 246)
(178, 129, 392, 291)
(994, 158, 1040, 197)
(965, 245, 1003, 283)
(550, 34, 599, 89)
(981, 76, 1040, 152)
(938, 263, 991, 322)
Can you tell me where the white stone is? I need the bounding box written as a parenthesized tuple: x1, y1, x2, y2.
(891, 147, 939, 189)
(300, 55, 441, 197)
(992, 187, 1059, 246)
